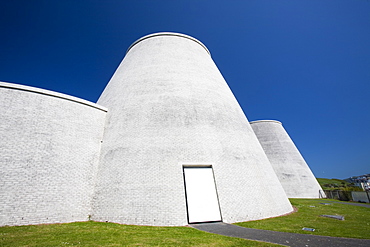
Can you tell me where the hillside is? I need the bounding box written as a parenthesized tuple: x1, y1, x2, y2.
(316, 178, 362, 191)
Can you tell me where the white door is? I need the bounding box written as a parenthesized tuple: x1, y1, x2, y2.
(183, 167, 222, 223)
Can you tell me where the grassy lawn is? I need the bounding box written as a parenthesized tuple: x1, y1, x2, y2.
(0, 221, 280, 247)
(235, 198, 370, 239)
(2, 199, 368, 246)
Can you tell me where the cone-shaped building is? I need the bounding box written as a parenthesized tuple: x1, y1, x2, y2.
(0, 32, 295, 227)
(250, 120, 323, 198)
(92, 33, 293, 226)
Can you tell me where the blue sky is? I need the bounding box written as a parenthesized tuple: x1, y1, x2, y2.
(1, 0, 369, 179)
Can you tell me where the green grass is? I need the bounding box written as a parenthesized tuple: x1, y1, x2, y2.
(2, 199, 368, 246)
(0, 221, 280, 247)
(235, 199, 370, 239)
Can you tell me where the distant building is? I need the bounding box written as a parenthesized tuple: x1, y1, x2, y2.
(345, 174, 370, 191)
(250, 120, 324, 198)
(1, 32, 320, 227)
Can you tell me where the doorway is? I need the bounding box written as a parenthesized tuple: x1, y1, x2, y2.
(183, 166, 222, 223)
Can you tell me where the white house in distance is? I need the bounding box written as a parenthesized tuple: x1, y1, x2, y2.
(1, 32, 321, 227)
(346, 174, 370, 191)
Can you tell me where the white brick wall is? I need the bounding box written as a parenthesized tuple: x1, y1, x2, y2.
(250, 120, 324, 198)
(0, 82, 107, 226)
(92, 33, 293, 226)
(0, 33, 297, 227)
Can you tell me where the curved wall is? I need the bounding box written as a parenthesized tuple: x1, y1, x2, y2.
(250, 120, 323, 198)
(0, 82, 107, 226)
(93, 32, 293, 226)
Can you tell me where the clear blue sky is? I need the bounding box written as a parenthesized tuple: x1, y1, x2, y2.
(1, 0, 369, 179)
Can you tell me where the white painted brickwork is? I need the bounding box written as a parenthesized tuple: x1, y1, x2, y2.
(0, 33, 297, 227)
(93, 33, 293, 226)
(0, 82, 107, 226)
(250, 120, 324, 198)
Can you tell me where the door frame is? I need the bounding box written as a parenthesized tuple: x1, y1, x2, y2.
(182, 164, 223, 224)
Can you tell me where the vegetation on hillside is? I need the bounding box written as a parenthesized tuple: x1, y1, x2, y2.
(316, 178, 362, 191)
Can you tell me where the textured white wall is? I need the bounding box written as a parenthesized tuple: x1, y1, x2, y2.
(93, 33, 293, 226)
(0, 82, 107, 226)
(250, 120, 324, 198)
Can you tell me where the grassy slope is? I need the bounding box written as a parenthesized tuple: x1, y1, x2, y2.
(236, 199, 370, 239)
(316, 178, 362, 191)
(0, 221, 281, 247)
(317, 178, 349, 189)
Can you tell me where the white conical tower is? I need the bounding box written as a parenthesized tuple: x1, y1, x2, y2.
(250, 120, 324, 198)
(92, 33, 293, 226)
